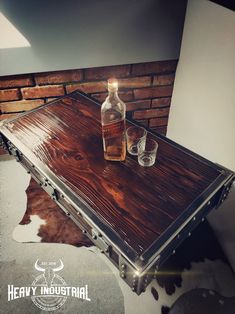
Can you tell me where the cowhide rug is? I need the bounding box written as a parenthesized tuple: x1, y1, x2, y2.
(13, 178, 235, 314)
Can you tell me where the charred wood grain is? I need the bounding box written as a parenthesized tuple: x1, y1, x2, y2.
(4, 92, 221, 255)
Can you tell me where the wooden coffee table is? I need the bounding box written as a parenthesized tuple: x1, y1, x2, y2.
(0, 91, 234, 294)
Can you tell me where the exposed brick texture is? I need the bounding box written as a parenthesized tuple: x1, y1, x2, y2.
(35, 70, 83, 85)
(153, 74, 175, 86)
(0, 112, 20, 121)
(66, 81, 107, 94)
(22, 85, 64, 99)
(85, 65, 131, 80)
(0, 75, 34, 89)
(126, 100, 151, 112)
(0, 60, 177, 155)
(133, 108, 170, 120)
(91, 90, 133, 103)
(149, 117, 169, 127)
(134, 86, 173, 99)
(0, 89, 21, 102)
(132, 60, 177, 75)
(152, 97, 171, 108)
(0, 99, 45, 113)
(118, 76, 151, 88)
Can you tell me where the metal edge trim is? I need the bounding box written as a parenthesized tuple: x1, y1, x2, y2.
(70, 91, 235, 268)
(138, 173, 234, 273)
(1, 90, 234, 272)
(0, 128, 139, 269)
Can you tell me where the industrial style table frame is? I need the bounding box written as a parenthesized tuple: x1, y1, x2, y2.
(1, 91, 234, 295)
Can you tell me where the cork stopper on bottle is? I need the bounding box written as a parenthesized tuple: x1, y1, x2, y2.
(108, 78, 118, 92)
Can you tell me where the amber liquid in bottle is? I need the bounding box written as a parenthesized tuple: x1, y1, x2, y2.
(101, 78, 126, 161)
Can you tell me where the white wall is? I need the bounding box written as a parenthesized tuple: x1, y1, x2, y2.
(168, 0, 235, 171)
(0, 0, 187, 76)
(168, 0, 235, 270)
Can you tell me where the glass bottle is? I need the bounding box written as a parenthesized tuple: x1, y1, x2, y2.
(101, 78, 126, 161)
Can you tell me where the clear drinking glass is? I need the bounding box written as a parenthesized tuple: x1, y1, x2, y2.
(137, 138, 158, 167)
(126, 126, 147, 155)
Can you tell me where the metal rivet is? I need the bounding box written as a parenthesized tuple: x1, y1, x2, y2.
(82, 230, 87, 234)
(27, 171, 30, 174)
(121, 264, 126, 270)
(61, 194, 65, 198)
(121, 273, 125, 278)
(202, 218, 205, 222)
(92, 235, 97, 240)
(172, 250, 176, 255)
(188, 232, 191, 237)
(177, 234, 180, 239)
(207, 201, 211, 206)
(193, 217, 196, 221)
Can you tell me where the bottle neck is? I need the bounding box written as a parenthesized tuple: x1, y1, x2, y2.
(108, 89, 118, 98)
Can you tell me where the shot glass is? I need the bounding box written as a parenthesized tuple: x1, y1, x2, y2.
(126, 126, 147, 156)
(137, 138, 158, 167)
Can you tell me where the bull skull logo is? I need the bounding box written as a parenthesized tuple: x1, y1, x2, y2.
(34, 259, 64, 287)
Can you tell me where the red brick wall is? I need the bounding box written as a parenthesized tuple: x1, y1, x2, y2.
(0, 60, 177, 135)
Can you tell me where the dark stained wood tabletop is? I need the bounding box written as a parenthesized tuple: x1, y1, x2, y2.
(3, 92, 222, 257)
